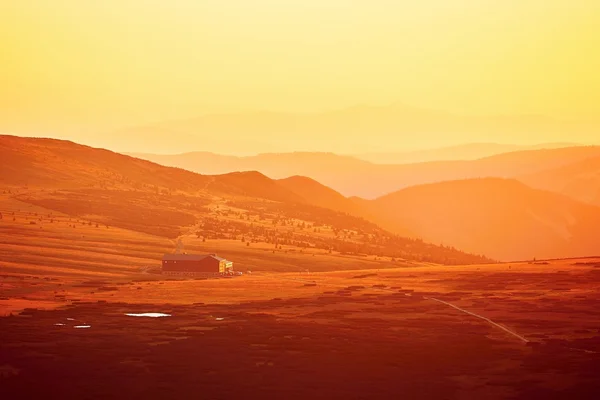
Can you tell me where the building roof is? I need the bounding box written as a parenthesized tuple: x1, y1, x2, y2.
(162, 253, 230, 262)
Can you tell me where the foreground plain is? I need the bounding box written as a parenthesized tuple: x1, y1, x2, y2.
(2, 258, 600, 399)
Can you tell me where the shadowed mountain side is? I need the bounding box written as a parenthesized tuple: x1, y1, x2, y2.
(517, 156, 600, 207)
(131, 146, 600, 198)
(363, 178, 600, 261)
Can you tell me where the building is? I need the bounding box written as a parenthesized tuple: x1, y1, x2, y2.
(162, 253, 234, 276)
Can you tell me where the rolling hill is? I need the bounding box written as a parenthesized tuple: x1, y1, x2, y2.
(5, 134, 598, 263)
(0, 135, 303, 203)
(131, 146, 600, 198)
(0, 134, 489, 265)
(362, 178, 600, 261)
(0, 135, 208, 190)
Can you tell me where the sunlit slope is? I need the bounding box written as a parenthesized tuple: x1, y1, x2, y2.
(0, 135, 212, 190)
(0, 135, 300, 203)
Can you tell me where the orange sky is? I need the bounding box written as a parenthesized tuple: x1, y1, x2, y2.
(1, 1, 599, 152)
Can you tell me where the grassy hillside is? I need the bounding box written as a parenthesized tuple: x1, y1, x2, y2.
(0, 135, 211, 190)
(276, 175, 362, 215)
(0, 135, 489, 266)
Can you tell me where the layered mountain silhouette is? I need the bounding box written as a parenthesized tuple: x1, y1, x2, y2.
(273, 172, 600, 261)
(354, 142, 579, 164)
(99, 104, 597, 155)
(131, 146, 600, 198)
(0, 135, 489, 264)
(4, 134, 600, 261)
(360, 178, 600, 261)
(518, 156, 600, 207)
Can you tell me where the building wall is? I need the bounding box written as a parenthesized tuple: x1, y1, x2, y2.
(162, 258, 220, 273)
(219, 260, 234, 273)
(162, 271, 221, 277)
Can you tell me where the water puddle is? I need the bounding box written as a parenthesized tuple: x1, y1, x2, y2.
(125, 313, 171, 318)
(74, 325, 91, 329)
(215, 317, 224, 321)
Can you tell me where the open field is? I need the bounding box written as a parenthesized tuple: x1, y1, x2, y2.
(0, 191, 426, 318)
(1, 205, 600, 398)
(2, 257, 600, 399)
(0, 191, 443, 317)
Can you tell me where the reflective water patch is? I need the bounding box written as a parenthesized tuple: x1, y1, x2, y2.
(125, 313, 171, 318)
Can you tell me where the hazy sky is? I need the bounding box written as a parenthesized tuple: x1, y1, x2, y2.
(1, 1, 599, 151)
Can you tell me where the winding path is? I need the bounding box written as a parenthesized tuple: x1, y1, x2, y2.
(424, 297, 529, 343)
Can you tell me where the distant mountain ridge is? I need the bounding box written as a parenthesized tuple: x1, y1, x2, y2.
(518, 156, 600, 207)
(130, 146, 600, 198)
(5, 134, 600, 262)
(92, 104, 598, 154)
(353, 142, 581, 164)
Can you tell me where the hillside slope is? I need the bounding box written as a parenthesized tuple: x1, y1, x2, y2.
(517, 156, 600, 207)
(0, 135, 302, 203)
(364, 178, 600, 261)
(0, 135, 211, 190)
(276, 176, 363, 215)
